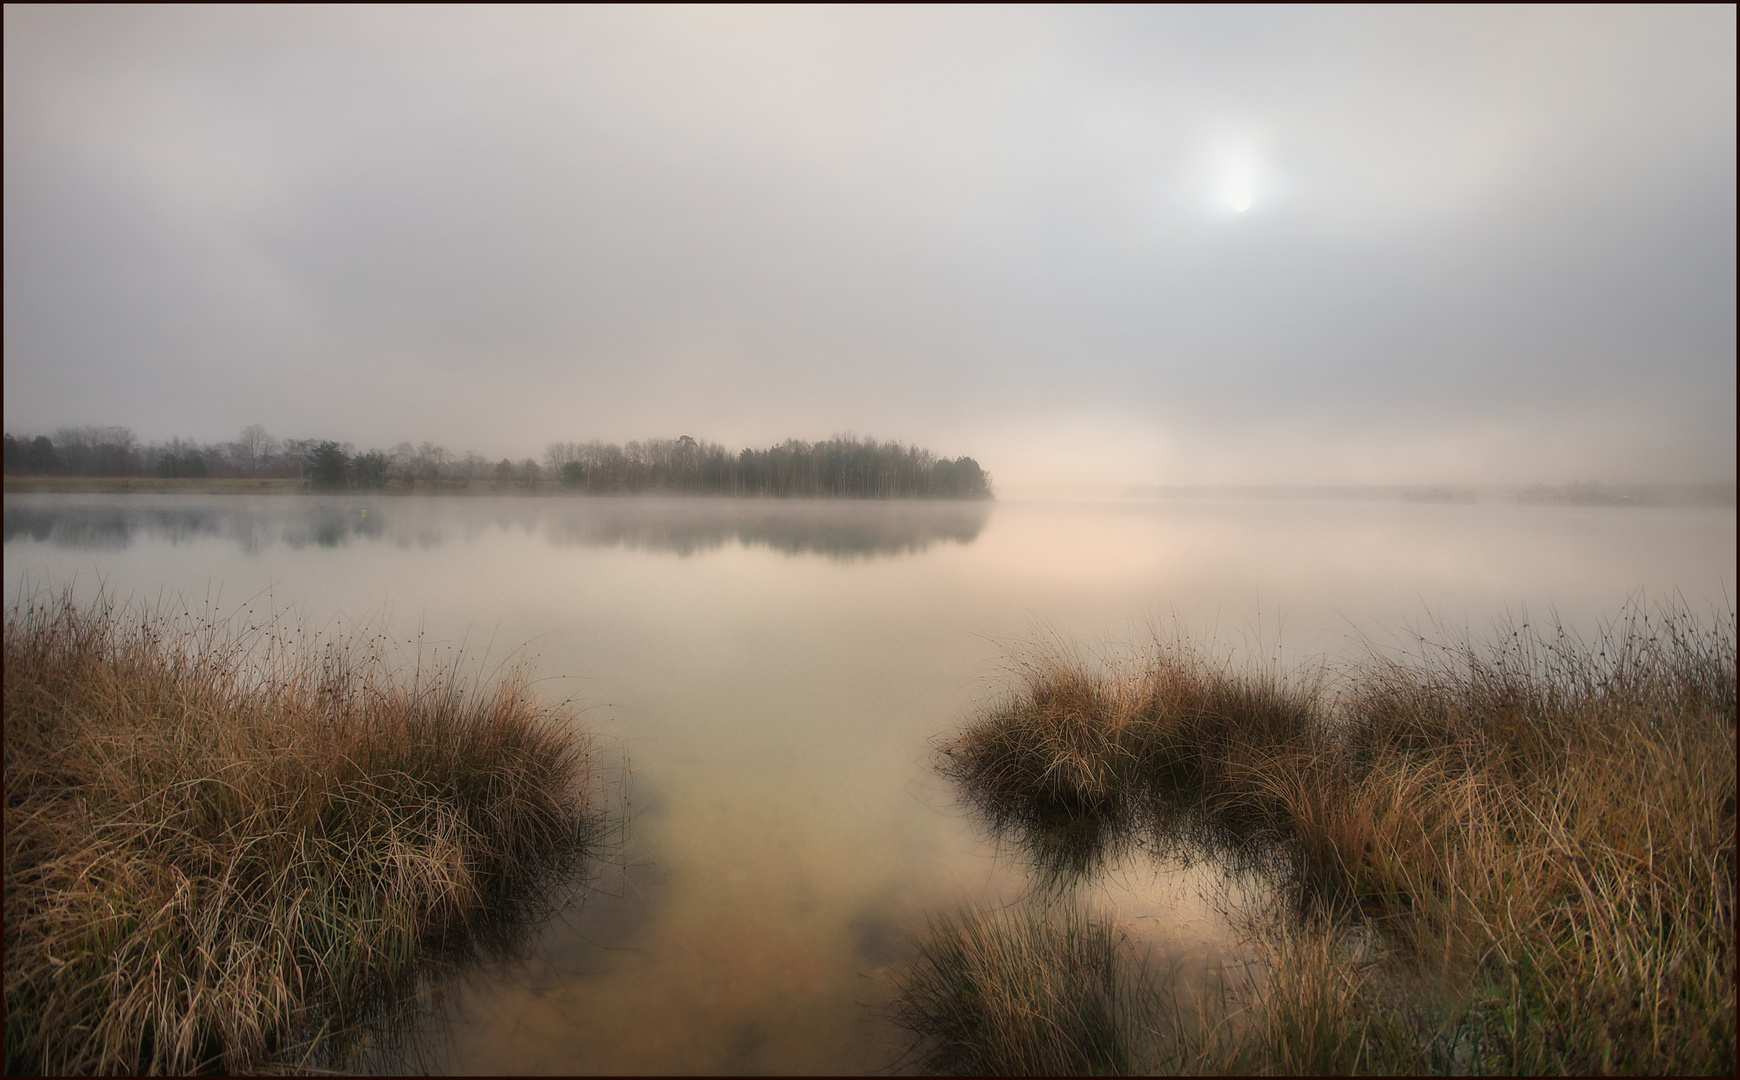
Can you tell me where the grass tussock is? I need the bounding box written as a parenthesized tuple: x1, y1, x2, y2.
(928, 602, 1736, 1074)
(941, 641, 1319, 825)
(3, 591, 599, 1075)
(893, 900, 1151, 1076)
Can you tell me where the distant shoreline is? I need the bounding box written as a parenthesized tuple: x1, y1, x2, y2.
(0, 475, 990, 499)
(5, 476, 311, 495)
(5, 475, 1734, 506)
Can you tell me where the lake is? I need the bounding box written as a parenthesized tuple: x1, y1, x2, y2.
(4, 492, 1733, 1073)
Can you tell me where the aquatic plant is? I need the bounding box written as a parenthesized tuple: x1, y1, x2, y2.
(2, 591, 601, 1075)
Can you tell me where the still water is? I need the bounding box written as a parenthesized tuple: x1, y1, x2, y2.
(4, 493, 1734, 1073)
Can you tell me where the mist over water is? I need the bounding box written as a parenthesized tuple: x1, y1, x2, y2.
(5, 493, 1732, 1072)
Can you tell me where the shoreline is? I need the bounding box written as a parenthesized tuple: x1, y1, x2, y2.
(7, 474, 1732, 506)
(0, 476, 998, 499)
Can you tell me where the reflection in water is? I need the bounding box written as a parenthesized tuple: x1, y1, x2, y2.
(324, 814, 627, 1075)
(0, 500, 381, 553)
(339, 774, 939, 1074)
(956, 780, 1287, 894)
(904, 727, 1312, 1075)
(1, 495, 989, 560)
(541, 499, 988, 559)
(904, 757, 1288, 1074)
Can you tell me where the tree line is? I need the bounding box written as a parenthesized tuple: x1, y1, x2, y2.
(2, 425, 547, 490)
(3, 426, 992, 498)
(543, 435, 991, 498)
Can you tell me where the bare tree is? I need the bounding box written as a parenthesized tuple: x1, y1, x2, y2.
(238, 424, 275, 473)
(51, 426, 138, 475)
(413, 442, 450, 480)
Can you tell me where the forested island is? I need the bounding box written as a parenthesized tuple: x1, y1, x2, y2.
(2, 426, 993, 499)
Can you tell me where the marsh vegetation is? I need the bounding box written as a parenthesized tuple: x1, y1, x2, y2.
(903, 603, 1737, 1074)
(2, 593, 602, 1075)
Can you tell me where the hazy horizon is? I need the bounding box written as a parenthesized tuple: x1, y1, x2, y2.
(6, 6, 1735, 487)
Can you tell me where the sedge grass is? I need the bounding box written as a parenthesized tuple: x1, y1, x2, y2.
(3, 591, 600, 1075)
(924, 601, 1735, 1074)
(893, 899, 1154, 1076)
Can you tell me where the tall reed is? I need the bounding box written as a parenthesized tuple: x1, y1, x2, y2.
(3, 591, 600, 1075)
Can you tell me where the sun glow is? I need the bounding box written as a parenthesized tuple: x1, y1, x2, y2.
(1197, 133, 1269, 217)
(1224, 165, 1254, 212)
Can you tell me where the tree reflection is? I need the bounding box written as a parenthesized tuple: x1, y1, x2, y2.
(3, 496, 990, 561)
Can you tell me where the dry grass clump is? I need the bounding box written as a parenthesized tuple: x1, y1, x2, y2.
(926, 602, 1736, 1074)
(893, 900, 1152, 1076)
(3, 591, 598, 1075)
(941, 642, 1321, 824)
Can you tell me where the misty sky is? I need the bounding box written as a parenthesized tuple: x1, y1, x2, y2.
(4, 6, 1735, 486)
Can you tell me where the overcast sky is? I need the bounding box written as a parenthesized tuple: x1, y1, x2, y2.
(5, 5, 1734, 486)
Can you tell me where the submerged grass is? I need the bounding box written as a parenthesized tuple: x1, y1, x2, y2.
(3, 591, 600, 1075)
(921, 602, 1736, 1074)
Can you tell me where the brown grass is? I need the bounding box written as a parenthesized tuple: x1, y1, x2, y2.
(928, 602, 1736, 1074)
(3, 591, 600, 1075)
(893, 899, 1151, 1076)
(941, 640, 1320, 822)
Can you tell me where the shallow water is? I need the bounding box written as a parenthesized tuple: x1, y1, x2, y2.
(4, 493, 1733, 1073)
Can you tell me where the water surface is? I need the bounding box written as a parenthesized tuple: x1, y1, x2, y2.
(5, 493, 1732, 1072)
